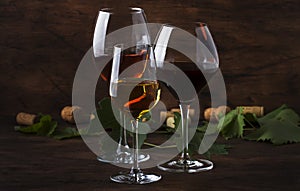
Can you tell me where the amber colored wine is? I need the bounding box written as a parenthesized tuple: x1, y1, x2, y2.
(97, 48, 148, 82)
(111, 79, 160, 119)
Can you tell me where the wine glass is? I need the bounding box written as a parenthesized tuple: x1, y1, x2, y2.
(155, 23, 219, 173)
(92, 7, 150, 164)
(109, 42, 161, 183)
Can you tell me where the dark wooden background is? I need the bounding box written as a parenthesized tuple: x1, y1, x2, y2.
(1, 0, 300, 117)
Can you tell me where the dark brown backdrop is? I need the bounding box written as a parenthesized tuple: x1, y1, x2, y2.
(1, 0, 300, 117)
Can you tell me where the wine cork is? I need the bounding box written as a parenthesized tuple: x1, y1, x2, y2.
(160, 111, 175, 123)
(204, 106, 231, 122)
(215, 106, 231, 120)
(238, 106, 264, 117)
(170, 108, 181, 113)
(61, 106, 91, 124)
(166, 116, 176, 128)
(160, 108, 195, 123)
(16, 112, 37, 126)
(170, 108, 195, 117)
(61, 106, 80, 124)
(166, 115, 192, 128)
(204, 108, 218, 122)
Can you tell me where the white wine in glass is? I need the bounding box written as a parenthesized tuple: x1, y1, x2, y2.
(109, 44, 162, 184)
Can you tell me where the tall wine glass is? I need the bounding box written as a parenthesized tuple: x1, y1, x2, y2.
(155, 23, 219, 173)
(92, 7, 150, 164)
(109, 42, 161, 183)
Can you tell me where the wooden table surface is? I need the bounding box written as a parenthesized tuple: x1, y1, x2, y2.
(1, 115, 300, 191)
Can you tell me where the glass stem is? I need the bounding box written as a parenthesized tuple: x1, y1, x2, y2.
(123, 113, 129, 149)
(117, 111, 124, 154)
(179, 103, 190, 162)
(117, 112, 130, 155)
(131, 119, 140, 172)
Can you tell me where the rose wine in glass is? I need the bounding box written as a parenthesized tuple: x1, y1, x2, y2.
(92, 7, 150, 164)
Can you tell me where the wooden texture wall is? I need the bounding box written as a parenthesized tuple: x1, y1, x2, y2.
(1, 0, 300, 117)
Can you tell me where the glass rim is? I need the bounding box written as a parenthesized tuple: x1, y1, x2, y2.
(99, 7, 144, 14)
(195, 22, 208, 27)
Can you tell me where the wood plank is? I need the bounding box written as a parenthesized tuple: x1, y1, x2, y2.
(0, 0, 299, 116)
(1, 116, 300, 190)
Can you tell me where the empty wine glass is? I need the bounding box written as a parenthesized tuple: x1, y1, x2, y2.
(155, 23, 219, 173)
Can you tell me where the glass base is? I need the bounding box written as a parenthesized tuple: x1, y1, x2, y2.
(157, 158, 213, 173)
(110, 170, 161, 184)
(97, 152, 150, 164)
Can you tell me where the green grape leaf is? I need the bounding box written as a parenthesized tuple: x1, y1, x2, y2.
(188, 131, 204, 155)
(244, 108, 300, 145)
(196, 121, 209, 133)
(83, 97, 122, 144)
(96, 97, 121, 131)
(86, 97, 123, 157)
(197, 121, 219, 135)
(171, 112, 229, 157)
(52, 127, 80, 140)
(139, 111, 152, 122)
(36, 115, 57, 136)
(257, 104, 288, 125)
(85, 115, 105, 135)
(15, 115, 57, 137)
(14, 123, 42, 133)
(171, 111, 184, 151)
(186, 130, 230, 158)
(217, 109, 245, 139)
(274, 108, 300, 124)
(138, 132, 147, 149)
(97, 133, 119, 158)
(173, 112, 181, 130)
(203, 144, 230, 159)
(95, 97, 152, 149)
(127, 120, 151, 149)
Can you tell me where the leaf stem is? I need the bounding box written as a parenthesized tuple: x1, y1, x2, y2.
(143, 142, 176, 148)
(243, 117, 258, 129)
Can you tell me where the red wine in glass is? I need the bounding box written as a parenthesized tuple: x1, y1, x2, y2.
(157, 61, 216, 102)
